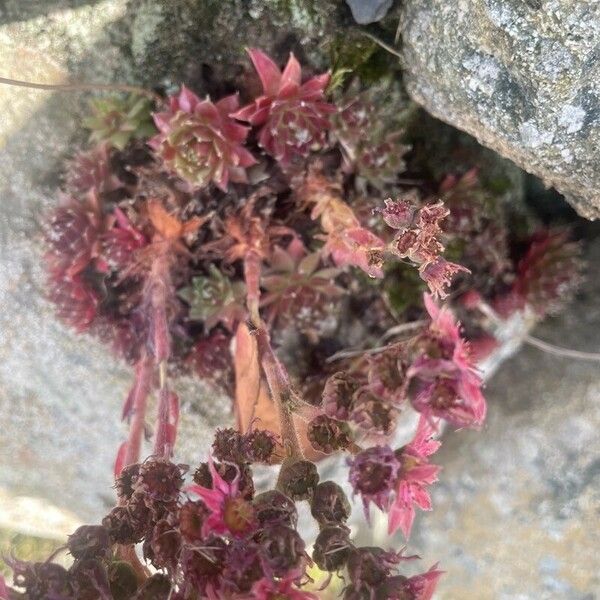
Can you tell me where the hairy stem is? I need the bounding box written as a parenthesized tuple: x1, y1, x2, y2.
(124, 354, 153, 467)
(154, 362, 177, 459)
(255, 327, 304, 463)
(243, 250, 262, 327)
(0, 76, 161, 102)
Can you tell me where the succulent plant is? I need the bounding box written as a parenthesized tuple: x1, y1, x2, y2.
(261, 239, 343, 331)
(332, 84, 410, 189)
(150, 86, 257, 191)
(514, 230, 583, 317)
(64, 143, 123, 196)
(233, 49, 336, 166)
(179, 265, 246, 331)
(83, 94, 156, 150)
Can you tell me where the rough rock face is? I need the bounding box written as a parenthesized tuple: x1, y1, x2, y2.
(400, 0, 600, 219)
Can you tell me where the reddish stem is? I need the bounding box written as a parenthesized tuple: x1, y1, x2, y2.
(255, 327, 304, 463)
(244, 250, 262, 327)
(154, 363, 179, 459)
(146, 249, 172, 363)
(123, 354, 153, 467)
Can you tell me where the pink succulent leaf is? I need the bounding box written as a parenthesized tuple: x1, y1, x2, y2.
(234, 49, 334, 164)
(247, 47, 283, 95)
(281, 53, 302, 88)
(151, 86, 256, 190)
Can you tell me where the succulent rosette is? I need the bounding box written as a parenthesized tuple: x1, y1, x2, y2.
(233, 48, 336, 165)
(151, 86, 257, 190)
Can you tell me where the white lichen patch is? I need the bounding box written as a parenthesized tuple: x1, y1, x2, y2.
(518, 120, 554, 148)
(558, 104, 586, 134)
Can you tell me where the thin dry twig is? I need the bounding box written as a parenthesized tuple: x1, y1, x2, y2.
(525, 335, 600, 363)
(0, 76, 161, 102)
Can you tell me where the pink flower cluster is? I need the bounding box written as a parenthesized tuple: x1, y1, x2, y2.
(380, 198, 469, 298)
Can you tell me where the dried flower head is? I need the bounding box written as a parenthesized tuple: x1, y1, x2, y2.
(277, 459, 320, 501)
(348, 445, 401, 520)
(253, 490, 298, 528)
(322, 371, 362, 421)
(312, 525, 352, 572)
(307, 414, 353, 454)
(67, 525, 111, 561)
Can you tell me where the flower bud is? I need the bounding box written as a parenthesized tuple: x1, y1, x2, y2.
(108, 561, 139, 600)
(259, 524, 305, 577)
(278, 460, 319, 501)
(67, 525, 111, 560)
(253, 490, 298, 528)
(310, 481, 351, 526)
(312, 525, 351, 572)
(133, 573, 171, 600)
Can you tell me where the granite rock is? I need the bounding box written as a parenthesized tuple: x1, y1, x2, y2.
(400, 0, 600, 219)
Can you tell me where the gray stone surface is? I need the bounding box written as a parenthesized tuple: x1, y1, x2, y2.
(345, 0, 394, 24)
(400, 0, 600, 219)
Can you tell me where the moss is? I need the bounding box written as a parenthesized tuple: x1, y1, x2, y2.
(383, 263, 426, 318)
(126, 0, 350, 87)
(0, 529, 64, 576)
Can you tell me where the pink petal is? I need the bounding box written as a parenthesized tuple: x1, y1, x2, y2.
(388, 495, 415, 538)
(411, 485, 433, 511)
(423, 292, 440, 321)
(247, 48, 282, 95)
(408, 415, 441, 457)
(408, 564, 444, 600)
